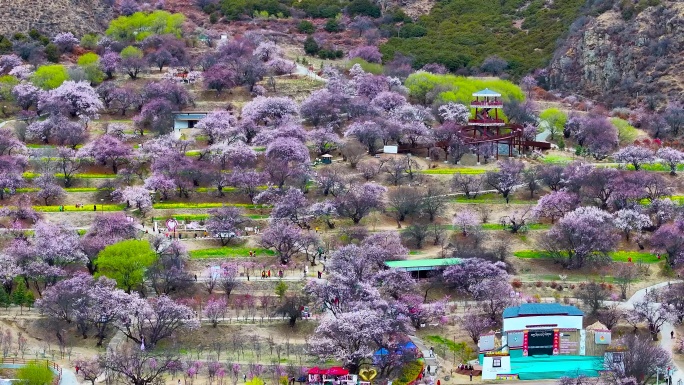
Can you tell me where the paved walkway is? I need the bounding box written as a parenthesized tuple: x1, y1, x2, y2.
(0, 363, 78, 385)
(621, 280, 683, 385)
(408, 336, 440, 375)
(295, 64, 327, 82)
(60, 368, 78, 385)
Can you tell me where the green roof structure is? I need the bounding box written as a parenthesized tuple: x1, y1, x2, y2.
(384, 258, 461, 271)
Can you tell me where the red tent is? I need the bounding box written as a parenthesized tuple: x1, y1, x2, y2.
(326, 367, 349, 376)
(308, 367, 327, 375)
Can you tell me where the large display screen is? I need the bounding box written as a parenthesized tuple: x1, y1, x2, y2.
(527, 330, 554, 356)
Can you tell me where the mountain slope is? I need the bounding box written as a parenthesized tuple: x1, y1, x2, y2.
(0, 0, 112, 37)
(548, 1, 683, 107)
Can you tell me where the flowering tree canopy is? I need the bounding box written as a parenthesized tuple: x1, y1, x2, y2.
(544, 206, 618, 269)
(196, 110, 240, 145)
(206, 206, 249, 246)
(656, 147, 684, 175)
(241, 96, 299, 127)
(612, 145, 655, 170)
(443, 258, 508, 293)
(335, 182, 386, 224)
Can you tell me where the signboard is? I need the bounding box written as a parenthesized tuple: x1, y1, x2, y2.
(522, 331, 528, 356)
(508, 331, 524, 348)
(580, 330, 586, 355)
(166, 218, 178, 231)
(595, 330, 611, 345)
(527, 330, 554, 356)
(383, 145, 398, 154)
(559, 332, 578, 354)
(479, 334, 495, 351)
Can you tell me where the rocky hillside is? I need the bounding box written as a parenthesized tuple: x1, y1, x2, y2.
(549, 1, 683, 108)
(0, 0, 112, 37)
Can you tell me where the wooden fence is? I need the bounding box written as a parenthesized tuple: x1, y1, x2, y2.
(0, 358, 63, 381)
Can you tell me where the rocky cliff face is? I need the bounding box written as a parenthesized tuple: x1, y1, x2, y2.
(549, 1, 683, 108)
(0, 0, 112, 37)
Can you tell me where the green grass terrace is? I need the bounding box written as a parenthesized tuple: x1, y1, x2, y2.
(189, 246, 275, 259)
(33, 204, 125, 212)
(421, 167, 489, 175)
(514, 250, 661, 263)
(152, 202, 266, 209)
(152, 213, 269, 221)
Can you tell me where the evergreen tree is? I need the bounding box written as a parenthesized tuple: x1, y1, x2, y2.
(0, 287, 10, 309)
(12, 281, 27, 314)
(24, 291, 35, 309)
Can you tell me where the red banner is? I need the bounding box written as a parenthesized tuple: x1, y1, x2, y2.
(553, 329, 560, 355)
(522, 330, 528, 356)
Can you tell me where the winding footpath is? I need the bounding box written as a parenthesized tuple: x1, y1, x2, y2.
(622, 281, 683, 385)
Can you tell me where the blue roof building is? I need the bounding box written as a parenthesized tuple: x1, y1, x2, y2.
(503, 304, 584, 318)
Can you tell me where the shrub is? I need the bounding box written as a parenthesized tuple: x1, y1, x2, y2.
(550, 281, 558, 289)
(324, 18, 342, 32)
(298, 20, 315, 34)
(31, 64, 68, 90)
(535, 281, 543, 288)
(44, 44, 60, 63)
(393, 361, 423, 385)
(17, 361, 54, 385)
(347, 0, 381, 18)
(511, 278, 522, 289)
(303, 36, 319, 55)
(399, 24, 427, 38)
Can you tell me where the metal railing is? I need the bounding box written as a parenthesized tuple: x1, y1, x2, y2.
(0, 358, 63, 381)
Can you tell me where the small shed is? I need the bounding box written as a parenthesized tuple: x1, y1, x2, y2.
(384, 258, 461, 278)
(173, 112, 208, 129)
(321, 154, 333, 164)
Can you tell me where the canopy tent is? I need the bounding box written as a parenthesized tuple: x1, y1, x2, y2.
(308, 367, 327, 375)
(327, 367, 349, 376)
(374, 348, 390, 356)
(401, 341, 418, 350)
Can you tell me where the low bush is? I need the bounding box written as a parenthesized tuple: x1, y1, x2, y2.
(393, 360, 424, 385)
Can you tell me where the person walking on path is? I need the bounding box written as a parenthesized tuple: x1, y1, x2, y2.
(470, 370, 473, 382)
(672, 330, 675, 339)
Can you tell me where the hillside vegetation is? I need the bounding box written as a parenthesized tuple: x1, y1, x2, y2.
(380, 0, 586, 76)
